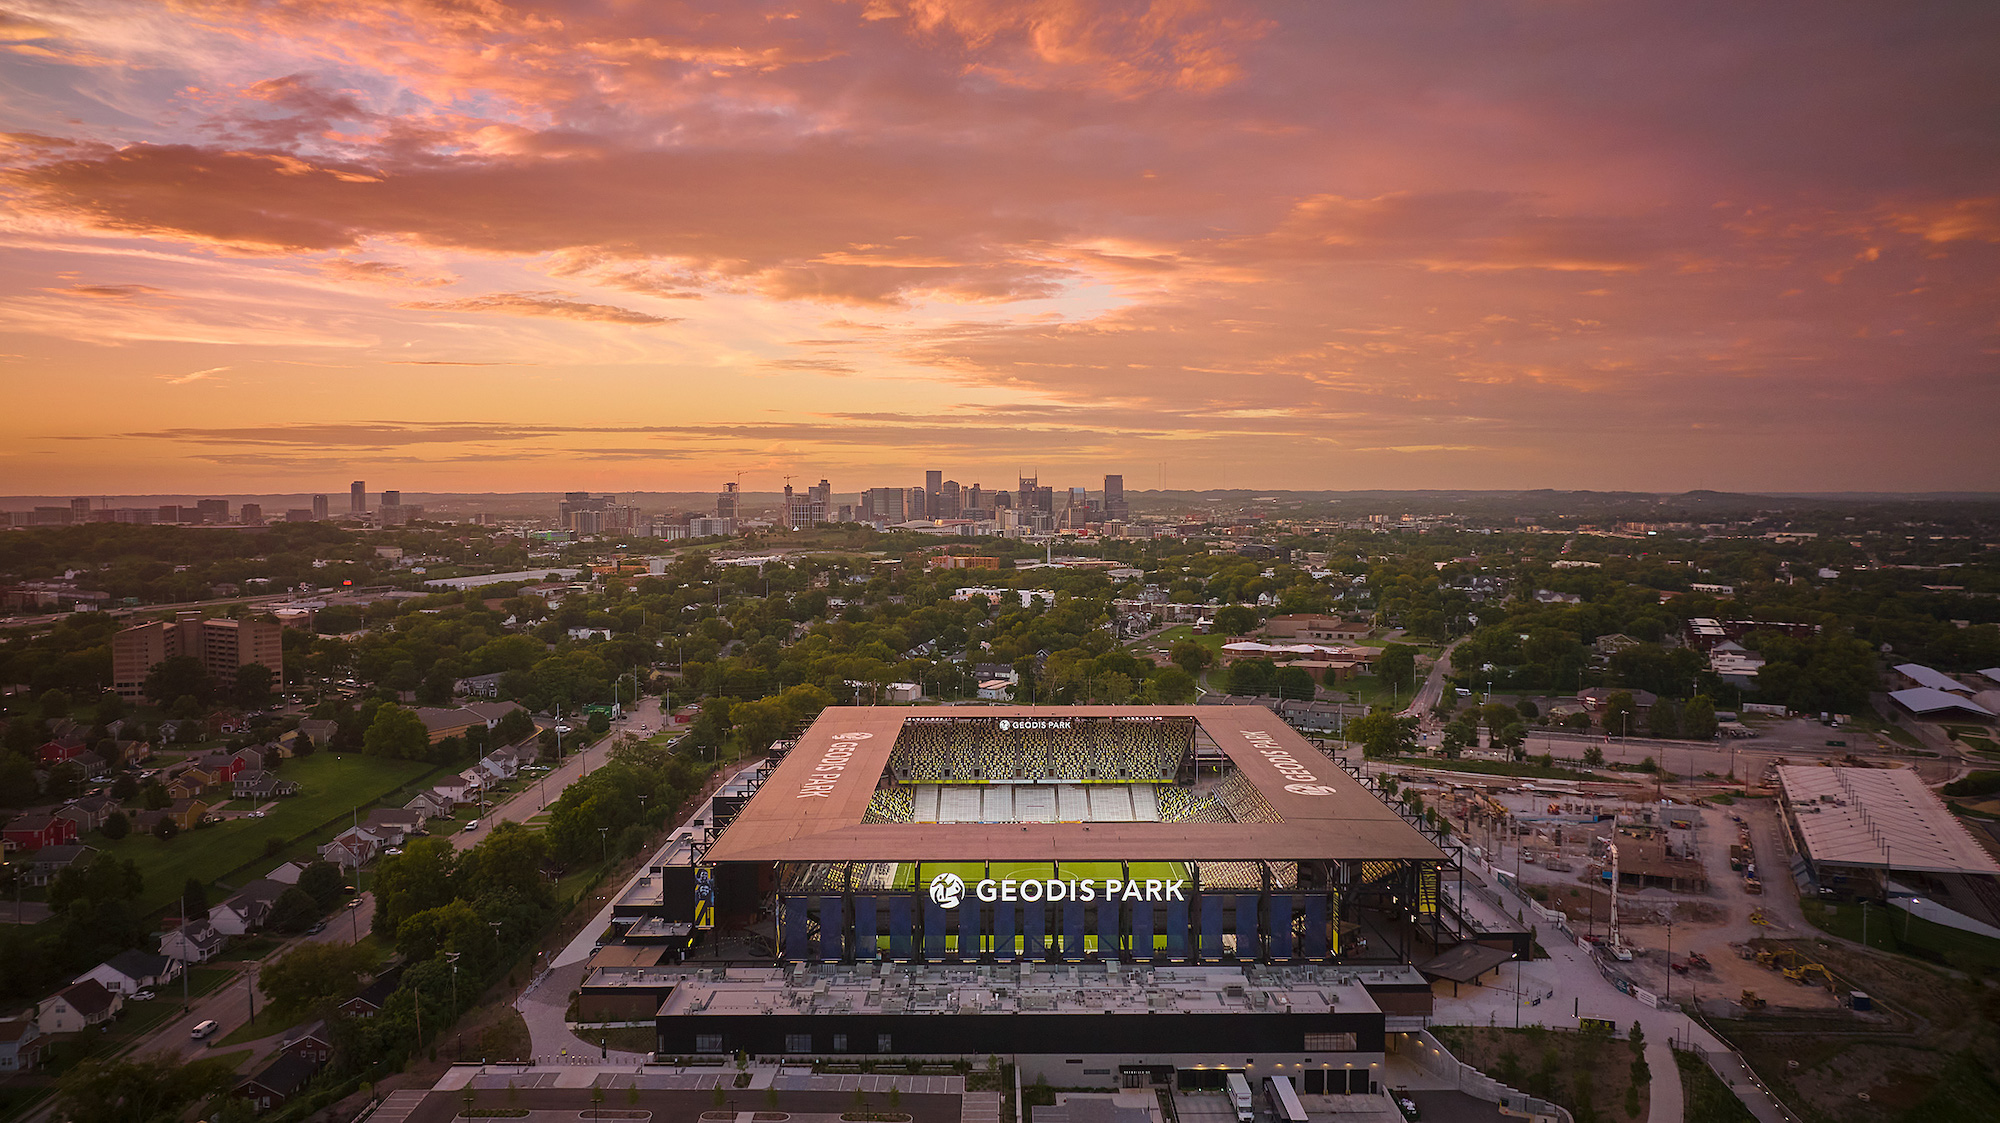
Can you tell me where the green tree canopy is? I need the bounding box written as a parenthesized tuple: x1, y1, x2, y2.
(364, 704, 432, 760)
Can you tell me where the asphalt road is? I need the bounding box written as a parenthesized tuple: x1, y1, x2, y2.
(1404, 638, 1464, 719)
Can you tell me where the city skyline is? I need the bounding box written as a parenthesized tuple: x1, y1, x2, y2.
(3, 4, 1998, 494)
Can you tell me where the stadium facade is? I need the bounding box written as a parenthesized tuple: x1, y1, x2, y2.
(594, 706, 1487, 1088)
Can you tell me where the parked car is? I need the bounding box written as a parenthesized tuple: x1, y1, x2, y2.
(132, 989, 156, 1002)
(307, 920, 327, 935)
(191, 1019, 219, 1040)
(463, 819, 480, 832)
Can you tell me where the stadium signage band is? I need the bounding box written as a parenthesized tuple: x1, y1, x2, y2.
(928, 872, 1186, 908)
(796, 731, 874, 798)
(1242, 729, 1338, 796)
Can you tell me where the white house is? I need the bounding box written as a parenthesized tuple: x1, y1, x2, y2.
(209, 879, 287, 936)
(37, 979, 121, 1033)
(73, 949, 179, 996)
(318, 828, 382, 870)
(160, 919, 226, 964)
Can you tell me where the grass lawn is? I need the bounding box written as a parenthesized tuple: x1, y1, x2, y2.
(1801, 899, 2000, 973)
(90, 753, 439, 917)
(1674, 1049, 1756, 1123)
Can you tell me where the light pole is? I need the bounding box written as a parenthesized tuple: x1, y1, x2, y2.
(446, 950, 461, 1016)
(599, 827, 609, 865)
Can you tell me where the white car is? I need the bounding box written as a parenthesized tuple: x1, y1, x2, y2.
(132, 989, 156, 1002)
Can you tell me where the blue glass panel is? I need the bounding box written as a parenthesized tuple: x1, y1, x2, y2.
(1130, 901, 1153, 961)
(1302, 894, 1327, 959)
(1200, 895, 1225, 958)
(959, 896, 981, 960)
(888, 897, 912, 960)
(1236, 894, 1260, 960)
(994, 902, 1016, 961)
(854, 896, 877, 961)
(1063, 901, 1085, 961)
(1024, 902, 1045, 959)
(782, 898, 809, 961)
(1165, 898, 1188, 957)
(820, 895, 844, 962)
(1269, 894, 1292, 960)
(924, 898, 946, 959)
(1097, 900, 1120, 959)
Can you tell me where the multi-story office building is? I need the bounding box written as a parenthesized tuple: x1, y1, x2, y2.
(112, 613, 284, 700)
(350, 481, 366, 515)
(1103, 474, 1128, 522)
(717, 482, 739, 522)
(311, 494, 329, 520)
(239, 503, 263, 526)
(195, 499, 230, 524)
(859, 488, 907, 522)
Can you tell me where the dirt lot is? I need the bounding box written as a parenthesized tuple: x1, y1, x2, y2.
(1707, 936, 2000, 1123)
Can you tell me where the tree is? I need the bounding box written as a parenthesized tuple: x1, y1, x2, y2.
(1274, 666, 1317, 702)
(1214, 605, 1258, 635)
(1350, 709, 1418, 759)
(292, 730, 317, 757)
(1516, 699, 1539, 721)
(1146, 666, 1198, 704)
(1168, 640, 1214, 676)
(1495, 722, 1528, 758)
(493, 707, 534, 746)
(371, 837, 459, 939)
(260, 941, 381, 1016)
(235, 663, 274, 709)
(182, 877, 209, 918)
(262, 744, 283, 770)
(1582, 746, 1605, 768)
(587, 711, 611, 736)
(728, 698, 787, 752)
(1375, 644, 1418, 695)
(364, 704, 431, 760)
(101, 810, 130, 840)
(1681, 695, 1717, 741)
(269, 886, 321, 933)
(38, 688, 71, 722)
(1647, 699, 1681, 739)
(1440, 723, 1474, 759)
(142, 656, 213, 707)
(152, 816, 179, 842)
(1599, 691, 1637, 739)
(93, 692, 125, 726)
(141, 781, 170, 810)
(297, 861, 347, 911)
(1225, 658, 1278, 696)
(55, 1053, 235, 1123)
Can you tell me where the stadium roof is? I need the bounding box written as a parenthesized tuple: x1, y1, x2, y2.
(1888, 687, 1995, 718)
(704, 706, 1447, 865)
(1777, 765, 2000, 876)
(1893, 663, 1971, 693)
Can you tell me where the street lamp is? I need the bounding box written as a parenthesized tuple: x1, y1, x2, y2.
(446, 950, 461, 1016)
(599, 826, 610, 865)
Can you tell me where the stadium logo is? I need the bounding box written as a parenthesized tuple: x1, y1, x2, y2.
(1242, 730, 1334, 795)
(928, 873, 966, 909)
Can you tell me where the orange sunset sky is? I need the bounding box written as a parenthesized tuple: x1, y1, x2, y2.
(2, 1, 1996, 496)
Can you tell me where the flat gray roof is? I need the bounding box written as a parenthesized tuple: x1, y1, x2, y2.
(648, 961, 1413, 1020)
(1779, 765, 2000, 876)
(703, 706, 1446, 865)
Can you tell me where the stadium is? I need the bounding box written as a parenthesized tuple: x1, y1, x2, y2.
(586, 706, 1511, 1086)
(691, 706, 1460, 967)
